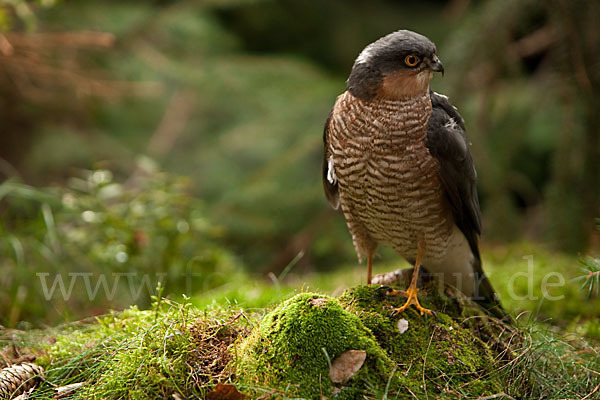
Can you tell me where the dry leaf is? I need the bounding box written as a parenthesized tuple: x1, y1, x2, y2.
(54, 382, 85, 399)
(206, 383, 248, 400)
(329, 349, 367, 384)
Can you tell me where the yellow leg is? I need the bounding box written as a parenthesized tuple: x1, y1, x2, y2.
(367, 252, 373, 285)
(388, 241, 432, 316)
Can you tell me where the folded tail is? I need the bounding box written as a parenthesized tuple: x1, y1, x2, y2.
(471, 257, 511, 322)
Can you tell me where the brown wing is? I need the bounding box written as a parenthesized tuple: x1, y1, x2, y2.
(322, 109, 340, 209)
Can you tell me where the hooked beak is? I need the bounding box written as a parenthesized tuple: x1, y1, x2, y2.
(430, 54, 444, 76)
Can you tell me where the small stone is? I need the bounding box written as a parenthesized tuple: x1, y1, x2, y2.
(397, 318, 409, 334)
(329, 350, 367, 384)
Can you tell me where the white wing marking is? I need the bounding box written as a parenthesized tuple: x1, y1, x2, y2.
(327, 156, 337, 184)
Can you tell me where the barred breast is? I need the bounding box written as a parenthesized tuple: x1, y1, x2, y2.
(328, 91, 454, 264)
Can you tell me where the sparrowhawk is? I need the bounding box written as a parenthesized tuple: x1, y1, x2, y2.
(322, 30, 505, 318)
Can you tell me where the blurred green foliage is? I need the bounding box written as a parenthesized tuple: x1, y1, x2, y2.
(483, 243, 600, 324)
(1, 0, 594, 267)
(0, 0, 57, 32)
(0, 0, 598, 326)
(0, 164, 239, 327)
(439, 0, 600, 251)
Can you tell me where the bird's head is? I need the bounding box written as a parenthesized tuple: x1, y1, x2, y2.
(346, 30, 444, 100)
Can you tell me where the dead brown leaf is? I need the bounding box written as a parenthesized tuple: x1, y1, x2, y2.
(329, 349, 367, 384)
(206, 383, 249, 400)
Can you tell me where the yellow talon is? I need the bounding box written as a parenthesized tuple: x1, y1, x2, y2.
(384, 239, 433, 316)
(388, 286, 432, 316)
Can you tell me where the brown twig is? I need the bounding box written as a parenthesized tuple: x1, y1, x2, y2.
(0, 31, 162, 104)
(507, 26, 556, 59)
(421, 328, 436, 400)
(581, 383, 600, 400)
(147, 90, 196, 158)
(585, 270, 600, 280)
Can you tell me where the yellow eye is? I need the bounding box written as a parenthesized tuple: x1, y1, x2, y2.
(404, 54, 420, 67)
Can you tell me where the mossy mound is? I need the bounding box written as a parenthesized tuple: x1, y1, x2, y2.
(338, 285, 505, 398)
(235, 293, 394, 399)
(31, 302, 245, 400)
(236, 283, 510, 399)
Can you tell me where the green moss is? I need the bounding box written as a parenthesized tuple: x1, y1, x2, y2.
(35, 300, 243, 400)
(9, 272, 599, 399)
(235, 293, 394, 399)
(338, 285, 504, 398)
(237, 284, 507, 399)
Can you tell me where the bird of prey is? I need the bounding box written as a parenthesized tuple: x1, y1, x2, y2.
(322, 30, 505, 318)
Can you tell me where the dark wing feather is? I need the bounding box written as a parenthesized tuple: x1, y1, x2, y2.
(426, 91, 481, 256)
(426, 92, 508, 320)
(322, 109, 340, 209)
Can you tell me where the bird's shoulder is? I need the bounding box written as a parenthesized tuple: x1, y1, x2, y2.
(427, 91, 467, 151)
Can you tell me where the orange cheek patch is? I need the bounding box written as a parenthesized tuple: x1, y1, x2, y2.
(378, 70, 432, 99)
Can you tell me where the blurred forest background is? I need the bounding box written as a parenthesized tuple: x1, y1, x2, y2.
(0, 0, 599, 327)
